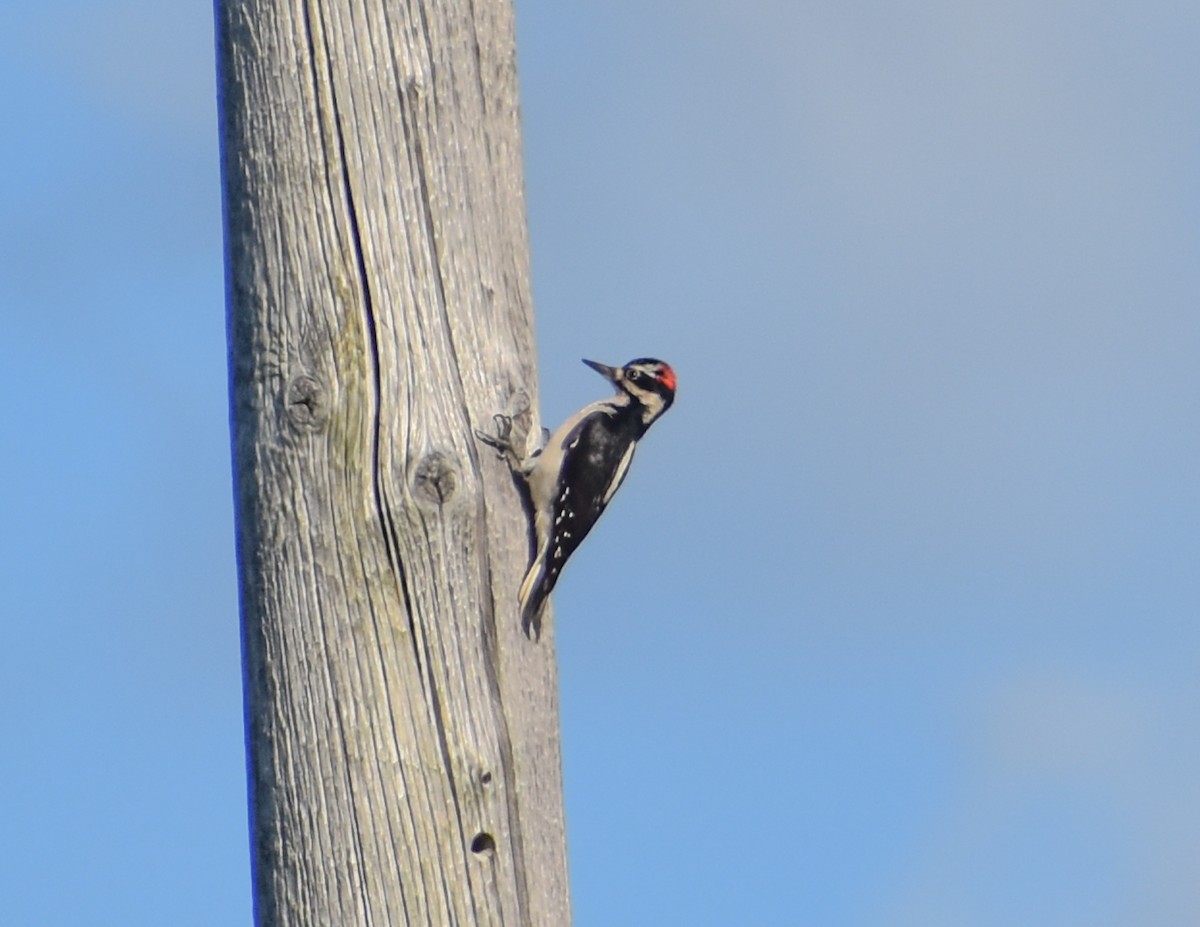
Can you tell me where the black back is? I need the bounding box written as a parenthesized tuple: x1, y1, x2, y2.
(540, 403, 644, 597)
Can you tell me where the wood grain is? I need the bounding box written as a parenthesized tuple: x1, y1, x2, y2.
(218, 0, 569, 922)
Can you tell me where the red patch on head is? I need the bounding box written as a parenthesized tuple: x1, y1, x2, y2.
(656, 364, 677, 392)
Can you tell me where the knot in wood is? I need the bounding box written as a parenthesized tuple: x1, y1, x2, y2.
(283, 373, 327, 432)
(413, 452, 459, 506)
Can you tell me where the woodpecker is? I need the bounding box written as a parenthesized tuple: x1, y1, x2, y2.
(476, 357, 677, 638)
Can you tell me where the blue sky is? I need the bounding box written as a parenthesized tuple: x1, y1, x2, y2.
(1, 1, 1197, 924)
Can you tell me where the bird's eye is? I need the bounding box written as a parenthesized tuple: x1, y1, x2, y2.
(627, 369, 642, 383)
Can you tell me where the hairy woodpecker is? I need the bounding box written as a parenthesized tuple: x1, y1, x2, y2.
(476, 357, 677, 638)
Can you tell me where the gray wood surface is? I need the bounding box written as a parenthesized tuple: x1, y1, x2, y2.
(217, 0, 569, 922)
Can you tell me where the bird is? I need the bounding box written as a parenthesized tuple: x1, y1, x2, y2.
(476, 357, 676, 638)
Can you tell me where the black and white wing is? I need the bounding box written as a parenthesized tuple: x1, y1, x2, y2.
(517, 407, 638, 636)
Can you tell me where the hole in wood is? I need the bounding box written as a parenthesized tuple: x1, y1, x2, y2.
(480, 771, 492, 786)
(470, 832, 496, 857)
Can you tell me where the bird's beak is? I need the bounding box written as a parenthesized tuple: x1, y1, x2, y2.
(581, 358, 620, 383)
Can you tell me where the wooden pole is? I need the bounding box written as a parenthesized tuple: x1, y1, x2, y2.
(216, 0, 569, 923)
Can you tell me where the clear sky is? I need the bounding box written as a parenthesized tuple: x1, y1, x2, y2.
(1, 1, 1197, 924)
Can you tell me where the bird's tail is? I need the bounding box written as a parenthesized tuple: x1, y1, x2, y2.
(517, 556, 548, 640)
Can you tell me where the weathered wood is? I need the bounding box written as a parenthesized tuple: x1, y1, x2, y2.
(216, 0, 569, 923)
